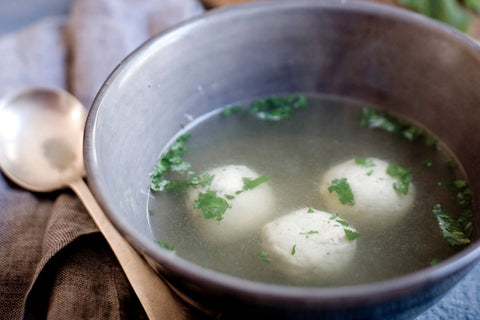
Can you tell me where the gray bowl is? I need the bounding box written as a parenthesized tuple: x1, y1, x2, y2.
(84, 0, 480, 318)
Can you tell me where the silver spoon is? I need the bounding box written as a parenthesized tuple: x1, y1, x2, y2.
(0, 87, 186, 320)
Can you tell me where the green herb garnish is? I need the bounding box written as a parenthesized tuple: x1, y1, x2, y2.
(432, 204, 471, 247)
(329, 212, 339, 220)
(307, 208, 314, 213)
(224, 194, 235, 200)
(359, 108, 423, 142)
(148, 210, 155, 216)
(155, 240, 175, 252)
(193, 190, 230, 221)
(221, 105, 243, 116)
(257, 251, 271, 263)
(328, 178, 355, 206)
(425, 138, 440, 150)
(430, 257, 440, 265)
(336, 220, 350, 227)
(444, 158, 458, 168)
(399, 0, 471, 32)
(291, 245, 296, 255)
(344, 229, 361, 241)
(248, 94, 308, 121)
(386, 163, 412, 195)
(355, 157, 376, 168)
(366, 170, 374, 176)
(423, 159, 433, 169)
(300, 230, 319, 238)
(236, 175, 269, 194)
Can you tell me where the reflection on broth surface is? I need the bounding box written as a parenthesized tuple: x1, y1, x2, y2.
(147, 94, 471, 287)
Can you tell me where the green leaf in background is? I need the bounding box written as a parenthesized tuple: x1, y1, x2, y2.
(400, 0, 471, 31)
(464, 0, 480, 14)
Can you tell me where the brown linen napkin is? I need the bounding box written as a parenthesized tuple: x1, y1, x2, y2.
(0, 0, 203, 319)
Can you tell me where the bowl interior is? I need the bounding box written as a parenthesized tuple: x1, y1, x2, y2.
(85, 0, 480, 301)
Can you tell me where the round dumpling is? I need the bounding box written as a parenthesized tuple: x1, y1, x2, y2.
(262, 208, 358, 280)
(318, 158, 415, 234)
(186, 165, 275, 244)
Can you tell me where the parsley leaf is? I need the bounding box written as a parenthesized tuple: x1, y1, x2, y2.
(148, 210, 155, 216)
(433, 204, 471, 247)
(257, 251, 271, 263)
(221, 105, 243, 116)
(344, 229, 361, 241)
(430, 257, 440, 265)
(155, 240, 176, 252)
(444, 158, 458, 168)
(300, 230, 319, 238)
(366, 169, 374, 176)
(360, 108, 424, 142)
(328, 178, 355, 206)
(307, 208, 314, 213)
(423, 158, 433, 169)
(336, 220, 350, 227)
(193, 190, 230, 221)
(386, 163, 412, 195)
(291, 245, 296, 255)
(248, 94, 308, 121)
(329, 212, 339, 220)
(355, 157, 376, 168)
(236, 175, 269, 194)
(400, 0, 471, 32)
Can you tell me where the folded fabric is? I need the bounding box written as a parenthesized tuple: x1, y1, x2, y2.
(0, 0, 203, 319)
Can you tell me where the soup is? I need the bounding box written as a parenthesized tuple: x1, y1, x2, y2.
(147, 94, 472, 287)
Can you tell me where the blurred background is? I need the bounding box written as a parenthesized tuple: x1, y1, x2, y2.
(1, 0, 480, 38)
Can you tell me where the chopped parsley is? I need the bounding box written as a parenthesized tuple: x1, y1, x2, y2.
(307, 208, 314, 213)
(149, 134, 193, 191)
(423, 159, 433, 169)
(425, 138, 440, 150)
(355, 157, 375, 168)
(444, 158, 458, 168)
(248, 94, 308, 121)
(329, 212, 339, 220)
(386, 163, 412, 195)
(328, 178, 355, 206)
(193, 190, 230, 221)
(257, 251, 271, 263)
(291, 245, 296, 255)
(155, 240, 175, 252)
(366, 169, 374, 176)
(300, 230, 319, 238)
(430, 257, 440, 266)
(344, 229, 361, 241)
(221, 105, 243, 116)
(224, 194, 235, 200)
(433, 204, 471, 247)
(236, 175, 269, 194)
(148, 210, 155, 216)
(360, 108, 423, 142)
(336, 220, 350, 227)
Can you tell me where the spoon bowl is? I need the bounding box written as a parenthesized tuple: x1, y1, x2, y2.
(0, 88, 85, 192)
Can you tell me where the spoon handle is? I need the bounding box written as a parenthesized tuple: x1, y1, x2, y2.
(69, 179, 187, 320)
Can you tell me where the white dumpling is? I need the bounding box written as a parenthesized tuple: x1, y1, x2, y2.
(262, 208, 358, 280)
(186, 165, 275, 244)
(318, 158, 415, 234)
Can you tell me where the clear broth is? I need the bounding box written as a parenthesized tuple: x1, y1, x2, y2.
(148, 94, 464, 286)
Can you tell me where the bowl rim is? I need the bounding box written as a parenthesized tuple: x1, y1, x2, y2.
(84, 0, 480, 307)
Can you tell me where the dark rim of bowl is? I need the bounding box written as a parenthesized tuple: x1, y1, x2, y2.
(85, 0, 480, 307)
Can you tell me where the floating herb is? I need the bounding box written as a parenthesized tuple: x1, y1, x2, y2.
(291, 245, 296, 256)
(329, 212, 339, 220)
(248, 94, 308, 121)
(224, 194, 235, 200)
(193, 190, 230, 221)
(328, 178, 355, 206)
(366, 170, 374, 176)
(236, 175, 269, 194)
(344, 229, 361, 241)
(360, 108, 423, 142)
(423, 159, 433, 169)
(221, 105, 243, 116)
(386, 163, 412, 195)
(444, 158, 458, 168)
(430, 257, 440, 266)
(432, 204, 471, 247)
(257, 251, 271, 263)
(155, 240, 176, 252)
(336, 220, 350, 227)
(425, 138, 440, 150)
(300, 230, 319, 238)
(148, 210, 155, 216)
(355, 157, 376, 168)
(307, 208, 314, 213)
